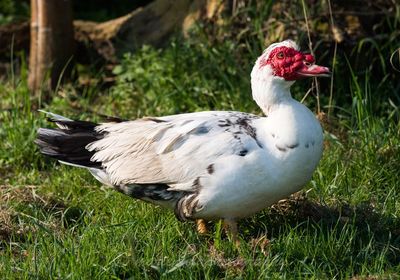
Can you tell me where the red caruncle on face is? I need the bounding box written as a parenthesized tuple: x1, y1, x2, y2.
(259, 46, 315, 81)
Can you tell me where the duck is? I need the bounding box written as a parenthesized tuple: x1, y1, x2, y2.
(36, 40, 330, 243)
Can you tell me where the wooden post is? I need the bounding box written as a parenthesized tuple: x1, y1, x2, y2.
(29, 0, 74, 96)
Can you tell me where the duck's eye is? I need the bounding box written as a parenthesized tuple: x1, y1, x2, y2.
(277, 52, 284, 59)
(304, 61, 312, 66)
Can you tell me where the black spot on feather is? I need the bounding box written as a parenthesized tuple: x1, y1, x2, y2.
(287, 143, 299, 149)
(123, 184, 180, 201)
(217, 113, 263, 149)
(195, 126, 210, 135)
(143, 117, 167, 123)
(275, 144, 287, 152)
(218, 119, 233, 127)
(97, 114, 127, 123)
(236, 118, 257, 139)
(193, 177, 202, 190)
(207, 164, 214, 174)
(235, 117, 263, 148)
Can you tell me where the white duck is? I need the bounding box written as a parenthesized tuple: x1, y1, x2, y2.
(36, 40, 330, 242)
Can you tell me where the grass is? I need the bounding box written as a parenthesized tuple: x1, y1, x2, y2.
(1, 1, 400, 279)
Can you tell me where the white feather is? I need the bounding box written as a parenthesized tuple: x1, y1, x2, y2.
(51, 40, 324, 220)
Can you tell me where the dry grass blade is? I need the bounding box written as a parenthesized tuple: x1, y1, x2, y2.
(389, 48, 400, 72)
(300, 0, 321, 114)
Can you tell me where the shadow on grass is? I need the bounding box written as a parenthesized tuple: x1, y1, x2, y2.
(0, 185, 85, 250)
(241, 194, 400, 264)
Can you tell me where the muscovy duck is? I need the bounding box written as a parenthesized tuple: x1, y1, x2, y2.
(36, 40, 330, 242)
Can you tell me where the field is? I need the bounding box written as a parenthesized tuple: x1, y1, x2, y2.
(1, 1, 400, 279)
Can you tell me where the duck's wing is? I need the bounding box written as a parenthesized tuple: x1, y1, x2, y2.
(87, 111, 263, 192)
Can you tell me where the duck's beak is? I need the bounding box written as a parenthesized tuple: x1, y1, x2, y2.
(296, 64, 331, 78)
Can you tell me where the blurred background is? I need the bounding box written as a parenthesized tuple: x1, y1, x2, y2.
(0, 0, 399, 117)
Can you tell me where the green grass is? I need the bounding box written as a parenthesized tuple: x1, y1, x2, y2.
(1, 1, 400, 278)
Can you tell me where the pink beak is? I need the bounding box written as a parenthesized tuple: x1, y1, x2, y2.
(296, 64, 331, 78)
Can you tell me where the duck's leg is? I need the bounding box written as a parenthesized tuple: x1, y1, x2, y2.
(224, 218, 240, 246)
(196, 219, 208, 234)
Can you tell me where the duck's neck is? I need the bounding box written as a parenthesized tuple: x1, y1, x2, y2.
(251, 69, 295, 116)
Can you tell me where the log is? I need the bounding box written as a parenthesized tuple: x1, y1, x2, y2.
(74, 0, 225, 62)
(28, 0, 75, 95)
(1, 0, 224, 66)
(0, 21, 30, 56)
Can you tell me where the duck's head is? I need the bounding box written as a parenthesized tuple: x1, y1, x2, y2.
(251, 40, 331, 85)
(250, 40, 331, 114)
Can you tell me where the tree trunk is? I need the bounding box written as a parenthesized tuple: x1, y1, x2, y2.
(28, 0, 74, 96)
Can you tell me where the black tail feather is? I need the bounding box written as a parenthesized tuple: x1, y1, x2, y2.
(35, 119, 104, 168)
